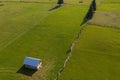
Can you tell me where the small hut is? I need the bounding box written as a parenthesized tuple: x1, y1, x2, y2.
(23, 57, 42, 70)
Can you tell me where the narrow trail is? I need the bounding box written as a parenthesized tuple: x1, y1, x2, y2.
(55, 0, 97, 80)
(55, 23, 86, 80)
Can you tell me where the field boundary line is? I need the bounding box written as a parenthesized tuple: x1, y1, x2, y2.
(55, 0, 97, 79)
(55, 23, 87, 80)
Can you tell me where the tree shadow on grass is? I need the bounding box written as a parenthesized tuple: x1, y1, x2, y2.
(16, 65, 37, 76)
(80, 0, 96, 26)
(49, 5, 61, 11)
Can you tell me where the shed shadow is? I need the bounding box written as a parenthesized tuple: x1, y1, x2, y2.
(49, 5, 61, 11)
(16, 65, 37, 76)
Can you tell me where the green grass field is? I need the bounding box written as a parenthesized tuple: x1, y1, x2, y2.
(89, 0, 120, 28)
(59, 25, 120, 80)
(0, 0, 90, 80)
(0, 0, 120, 80)
(59, 0, 120, 80)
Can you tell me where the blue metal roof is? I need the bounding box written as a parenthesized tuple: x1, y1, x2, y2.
(23, 57, 41, 67)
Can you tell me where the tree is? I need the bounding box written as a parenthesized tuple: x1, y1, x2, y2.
(92, 0, 96, 11)
(57, 0, 64, 5)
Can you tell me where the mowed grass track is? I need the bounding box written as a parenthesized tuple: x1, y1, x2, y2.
(59, 0, 120, 80)
(0, 1, 89, 80)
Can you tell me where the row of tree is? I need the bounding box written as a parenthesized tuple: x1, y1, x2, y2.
(57, 0, 96, 8)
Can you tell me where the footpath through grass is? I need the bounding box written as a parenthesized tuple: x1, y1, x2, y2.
(59, 0, 120, 80)
(59, 25, 120, 80)
(0, 1, 89, 80)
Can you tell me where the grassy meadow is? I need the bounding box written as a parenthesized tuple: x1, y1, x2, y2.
(59, 25, 120, 80)
(0, 0, 90, 80)
(0, 0, 120, 80)
(59, 0, 120, 80)
(89, 0, 120, 28)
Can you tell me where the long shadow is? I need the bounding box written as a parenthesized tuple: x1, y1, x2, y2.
(93, 0, 96, 11)
(16, 65, 37, 76)
(80, 0, 96, 26)
(49, 5, 61, 11)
